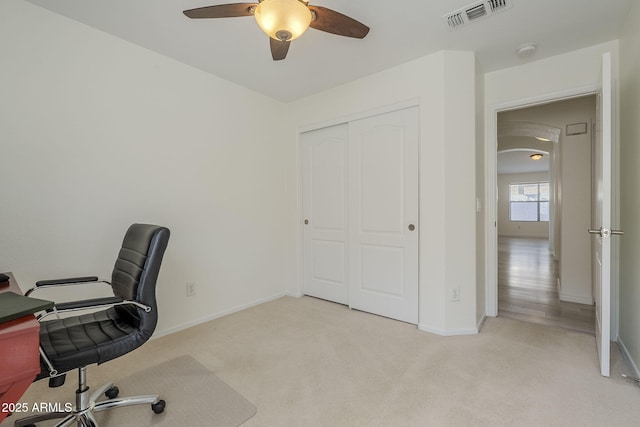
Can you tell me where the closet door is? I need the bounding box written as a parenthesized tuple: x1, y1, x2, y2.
(302, 124, 349, 304)
(348, 107, 419, 324)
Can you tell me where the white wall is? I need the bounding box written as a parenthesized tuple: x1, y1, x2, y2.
(497, 172, 550, 238)
(0, 0, 297, 336)
(485, 42, 618, 107)
(289, 51, 479, 335)
(618, 0, 640, 375)
(484, 41, 618, 316)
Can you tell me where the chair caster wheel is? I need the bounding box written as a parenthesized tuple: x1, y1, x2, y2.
(151, 399, 166, 414)
(105, 385, 119, 399)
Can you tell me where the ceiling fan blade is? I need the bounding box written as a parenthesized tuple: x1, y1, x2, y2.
(183, 3, 256, 19)
(308, 6, 369, 39)
(270, 37, 290, 61)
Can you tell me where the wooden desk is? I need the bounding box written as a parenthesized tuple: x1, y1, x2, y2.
(0, 273, 41, 423)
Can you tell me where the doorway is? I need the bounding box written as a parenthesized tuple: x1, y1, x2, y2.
(495, 96, 597, 334)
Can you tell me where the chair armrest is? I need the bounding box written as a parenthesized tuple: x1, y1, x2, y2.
(38, 297, 152, 321)
(36, 276, 100, 287)
(26, 276, 106, 296)
(52, 296, 123, 311)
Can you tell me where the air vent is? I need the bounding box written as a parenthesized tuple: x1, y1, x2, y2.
(487, 0, 510, 13)
(466, 4, 487, 21)
(447, 12, 465, 29)
(443, 0, 513, 30)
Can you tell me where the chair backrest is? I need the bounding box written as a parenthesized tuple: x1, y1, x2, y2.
(111, 224, 170, 339)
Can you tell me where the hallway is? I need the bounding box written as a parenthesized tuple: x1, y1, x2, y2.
(498, 236, 595, 334)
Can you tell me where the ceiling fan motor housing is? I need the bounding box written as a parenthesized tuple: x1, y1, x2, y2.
(254, 0, 312, 41)
(275, 30, 292, 41)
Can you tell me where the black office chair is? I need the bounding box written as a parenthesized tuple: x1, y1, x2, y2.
(15, 223, 170, 427)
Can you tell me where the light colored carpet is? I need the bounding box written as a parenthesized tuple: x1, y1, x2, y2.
(5, 296, 640, 426)
(2, 355, 256, 427)
(96, 355, 256, 426)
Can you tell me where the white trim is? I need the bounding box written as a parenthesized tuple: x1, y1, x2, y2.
(295, 130, 305, 299)
(485, 106, 498, 316)
(417, 324, 445, 335)
(418, 323, 479, 336)
(617, 338, 640, 378)
(286, 289, 304, 298)
(151, 291, 298, 339)
(297, 98, 420, 133)
(491, 85, 599, 113)
(559, 293, 594, 305)
(485, 85, 599, 318)
(477, 313, 487, 332)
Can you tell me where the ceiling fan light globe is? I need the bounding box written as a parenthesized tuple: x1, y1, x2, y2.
(254, 0, 312, 41)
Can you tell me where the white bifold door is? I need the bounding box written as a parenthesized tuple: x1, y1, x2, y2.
(302, 107, 419, 324)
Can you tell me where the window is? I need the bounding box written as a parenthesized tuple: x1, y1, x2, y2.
(509, 182, 549, 222)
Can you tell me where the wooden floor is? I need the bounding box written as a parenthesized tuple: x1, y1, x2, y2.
(498, 236, 595, 335)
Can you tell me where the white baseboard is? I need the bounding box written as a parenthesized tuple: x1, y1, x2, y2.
(476, 313, 487, 332)
(418, 324, 444, 335)
(418, 323, 479, 336)
(559, 293, 594, 305)
(152, 291, 297, 339)
(617, 337, 640, 378)
(286, 289, 303, 298)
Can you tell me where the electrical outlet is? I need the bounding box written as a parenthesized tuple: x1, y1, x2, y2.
(451, 287, 460, 302)
(186, 282, 196, 297)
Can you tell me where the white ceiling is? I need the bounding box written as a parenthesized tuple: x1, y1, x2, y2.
(23, 0, 632, 102)
(497, 150, 549, 175)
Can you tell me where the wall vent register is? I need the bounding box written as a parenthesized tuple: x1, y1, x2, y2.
(443, 0, 513, 30)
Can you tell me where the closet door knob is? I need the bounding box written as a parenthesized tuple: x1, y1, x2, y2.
(408, 224, 415, 231)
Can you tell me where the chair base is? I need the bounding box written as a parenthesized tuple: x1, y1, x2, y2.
(14, 367, 165, 427)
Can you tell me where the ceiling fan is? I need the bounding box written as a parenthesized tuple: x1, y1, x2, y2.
(183, 0, 370, 61)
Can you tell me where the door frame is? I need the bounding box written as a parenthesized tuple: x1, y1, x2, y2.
(485, 84, 620, 339)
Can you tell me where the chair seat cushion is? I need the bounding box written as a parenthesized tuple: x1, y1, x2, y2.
(38, 307, 143, 377)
